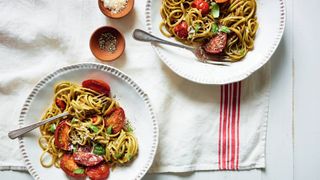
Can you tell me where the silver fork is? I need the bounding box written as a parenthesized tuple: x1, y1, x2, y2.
(8, 111, 69, 139)
(133, 29, 232, 66)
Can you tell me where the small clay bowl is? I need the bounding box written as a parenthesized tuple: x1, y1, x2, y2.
(98, 0, 134, 19)
(90, 26, 125, 62)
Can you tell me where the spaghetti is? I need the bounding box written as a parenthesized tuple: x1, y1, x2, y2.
(38, 80, 138, 178)
(160, 0, 258, 61)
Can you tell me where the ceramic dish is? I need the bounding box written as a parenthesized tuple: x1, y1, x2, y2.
(90, 26, 125, 62)
(98, 0, 134, 19)
(145, 0, 286, 84)
(18, 63, 158, 180)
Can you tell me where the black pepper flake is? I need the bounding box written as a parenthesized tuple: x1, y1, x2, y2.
(98, 32, 117, 53)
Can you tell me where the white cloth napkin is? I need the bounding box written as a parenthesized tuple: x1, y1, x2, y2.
(0, 0, 270, 172)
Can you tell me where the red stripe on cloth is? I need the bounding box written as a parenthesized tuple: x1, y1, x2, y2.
(236, 82, 241, 169)
(227, 84, 232, 169)
(230, 82, 238, 169)
(218, 85, 223, 169)
(222, 84, 229, 169)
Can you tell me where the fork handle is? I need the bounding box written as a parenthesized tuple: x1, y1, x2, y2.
(133, 29, 194, 51)
(8, 111, 69, 139)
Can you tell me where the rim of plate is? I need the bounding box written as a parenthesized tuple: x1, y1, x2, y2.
(18, 62, 159, 180)
(145, 0, 286, 84)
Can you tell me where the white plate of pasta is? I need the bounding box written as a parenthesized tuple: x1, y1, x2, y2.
(145, 0, 285, 84)
(18, 63, 158, 180)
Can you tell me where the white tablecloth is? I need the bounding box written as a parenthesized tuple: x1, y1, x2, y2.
(0, 0, 270, 172)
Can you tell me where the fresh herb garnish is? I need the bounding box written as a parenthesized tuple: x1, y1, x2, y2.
(49, 124, 56, 133)
(194, 23, 201, 33)
(211, 23, 219, 34)
(72, 144, 78, 153)
(73, 168, 84, 174)
(89, 125, 99, 133)
(210, 2, 220, 18)
(115, 153, 123, 159)
(220, 26, 231, 33)
(107, 126, 113, 135)
(93, 144, 105, 155)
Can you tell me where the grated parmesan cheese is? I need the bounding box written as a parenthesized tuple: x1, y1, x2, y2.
(103, 0, 128, 14)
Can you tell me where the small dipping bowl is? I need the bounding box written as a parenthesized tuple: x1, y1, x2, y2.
(90, 26, 125, 62)
(98, 0, 134, 19)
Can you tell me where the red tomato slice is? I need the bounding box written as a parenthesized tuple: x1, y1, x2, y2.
(86, 163, 110, 180)
(105, 107, 126, 134)
(54, 121, 71, 151)
(204, 32, 227, 54)
(198, 1, 210, 15)
(173, 21, 189, 39)
(60, 154, 86, 178)
(192, 0, 209, 15)
(82, 79, 111, 96)
(191, 0, 203, 8)
(55, 98, 66, 111)
(73, 147, 104, 167)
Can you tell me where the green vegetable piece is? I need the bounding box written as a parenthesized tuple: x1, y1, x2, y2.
(93, 144, 106, 155)
(220, 26, 231, 33)
(194, 23, 201, 33)
(72, 145, 78, 153)
(107, 126, 112, 135)
(89, 125, 99, 133)
(211, 23, 219, 34)
(115, 153, 123, 159)
(49, 124, 56, 133)
(210, 2, 220, 18)
(126, 126, 133, 132)
(73, 168, 84, 174)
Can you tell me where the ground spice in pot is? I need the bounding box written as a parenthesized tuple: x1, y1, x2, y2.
(98, 32, 117, 53)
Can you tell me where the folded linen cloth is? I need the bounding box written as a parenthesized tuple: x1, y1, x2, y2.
(0, 0, 270, 172)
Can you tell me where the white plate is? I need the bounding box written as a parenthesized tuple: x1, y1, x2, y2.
(145, 0, 286, 84)
(18, 63, 158, 180)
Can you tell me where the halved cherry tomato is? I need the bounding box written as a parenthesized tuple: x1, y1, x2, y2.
(192, 0, 210, 15)
(215, 0, 229, 3)
(54, 121, 71, 151)
(191, 0, 203, 8)
(198, 1, 210, 15)
(82, 79, 111, 96)
(55, 98, 66, 111)
(86, 163, 110, 180)
(204, 32, 227, 54)
(73, 146, 104, 167)
(60, 154, 86, 178)
(173, 21, 189, 39)
(105, 107, 125, 134)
